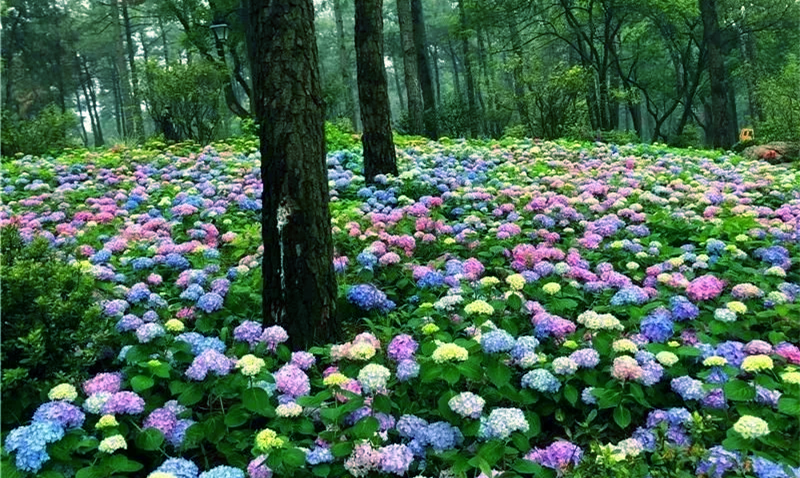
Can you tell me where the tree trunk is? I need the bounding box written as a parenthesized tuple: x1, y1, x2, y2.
(75, 91, 89, 147)
(458, 0, 478, 137)
(391, 47, 406, 113)
(333, 0, 359, 130)
(109, 58, 125, 138)
(80, 58, 104, 147)
(411, 0, 438, 138)
(396, 0, 424, 134)
(739, 27, 762, 123)
(509, 22, 532, 134)
(159, 16, 170, 64)
(432, 44, 441, 106)
(244, 0, 339, 349)
(447, 40, 462, 101)
(355, 0, 398, 182)
(121, 0, 145, 142)
(699, 0, 734, 148)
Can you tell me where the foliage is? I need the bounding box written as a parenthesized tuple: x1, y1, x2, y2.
(528, 64, 589, 140)
(325, 121, 360, 152)
(0, 228, 116, 427)
(142, 60, 227, 144)
(755, 55, 800, 142)
(1, 105, 79, 157)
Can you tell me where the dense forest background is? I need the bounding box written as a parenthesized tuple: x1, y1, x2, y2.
(2, 0, 799, 157)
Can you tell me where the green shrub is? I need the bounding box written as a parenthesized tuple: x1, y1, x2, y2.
(325, 121, 360, 152)
(1, 105, 79, 157)
(756, 54, 800, 142)
(0, 228, 117, 428)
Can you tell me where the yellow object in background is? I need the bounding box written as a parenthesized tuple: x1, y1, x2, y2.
(740, 128, 754, 142)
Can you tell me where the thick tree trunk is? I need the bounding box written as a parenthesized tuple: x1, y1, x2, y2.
(355, 0, 398, 181)
(334, 0, 359, 130)
(396, 0, 424, 134)
(411, 0, 438, 138)
(700, 0, 734, 148)
(458, 0, 478, 137)
(244, 0, 339, 349)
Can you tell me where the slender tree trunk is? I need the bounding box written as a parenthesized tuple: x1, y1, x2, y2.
(447, 40, 462, 101)
(109, 58, 124, 138)
(3, 17, 19, 113)
(700, 0, 734, 148)
(110, 0, 132, 139)
(121, 0, 145, 142)
(739, 27, 762, 123)
(80, 58, 104, 147)
(140, 32, 149, 64)
(509, 22, 532, 134)
(75, 91, 89, 147)
(396, 0, 424, 134)
(458, 0, 478, 137)
(390, 47, 406, 113)
(159, 16, 170, 64)
(609, 66, 620, 129)
(728, 80, 738, 137)
(244, 0, 339, 349)
(333, 0, 359, 130)
(355, 0, 398, 181)
(432, 44, 441, 106)
(411, 0, 438, 138)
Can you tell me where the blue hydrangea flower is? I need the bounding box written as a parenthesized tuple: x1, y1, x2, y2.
(522, 369, 561, 393)
(640, 308, 674, 343)
(481, 329, 516, 353)
(155, 458, 200, 478)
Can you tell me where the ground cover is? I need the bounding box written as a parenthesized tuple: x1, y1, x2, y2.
(1, 139, 799, 478)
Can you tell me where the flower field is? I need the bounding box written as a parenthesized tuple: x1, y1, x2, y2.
(1, 138, 799, 478)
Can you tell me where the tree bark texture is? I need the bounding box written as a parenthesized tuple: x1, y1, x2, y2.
(244, 0, 339, 349)
(700, 0, 734, 148)
(355, 0, 398, 181)
(396, 0, 424, 134)
(110, 0, 132, 139)
(411, 0, 438, 138)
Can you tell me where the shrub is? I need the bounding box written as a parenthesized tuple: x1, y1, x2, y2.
(1, 105, 79, 157)
(756, 54, 800, 142)
(325, 121, 360, 152)
(0, 228, 117, 428)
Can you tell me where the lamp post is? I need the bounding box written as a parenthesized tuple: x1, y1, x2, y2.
(210, 21, 229, 46)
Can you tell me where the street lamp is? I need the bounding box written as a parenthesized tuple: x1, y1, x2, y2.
(210, 21, 229, 45)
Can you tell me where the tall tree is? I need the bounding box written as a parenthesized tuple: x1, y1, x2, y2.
(120, 0, 145, 141)
(244, 0, 339, 348)
(458, 0, 478, 137)
(333, 0, 360, 130)
(699, 0, 734, 148)
(410, 0, 438, 138)
(396, 0, 424, 134)
(355, 0, 398, 181)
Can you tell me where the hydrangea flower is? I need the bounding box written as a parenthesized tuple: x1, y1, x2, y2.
(448, 392, 486, 419)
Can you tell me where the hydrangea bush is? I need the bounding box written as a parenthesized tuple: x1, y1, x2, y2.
(1, 139, 799, 478)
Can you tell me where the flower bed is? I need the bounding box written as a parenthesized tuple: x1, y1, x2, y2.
(1, 139, 799, 478)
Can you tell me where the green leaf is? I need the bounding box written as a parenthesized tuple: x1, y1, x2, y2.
(243, 388, 270, 413)
(331, 442, 353, 458)
(131, 375, 154, 393)
(105, 455, 144, 473)
(283, 448, 307, 468)
(724, 380, 756, 402)
(613, 405, 631, 429)
(478, 440, 505, 466)
(372, 394, 392, 414)
(224, 405, 250, 428)
(178, 383, 204, 406)
(511, 432, 530, 452)
(563, 384, 578, 406)
(525, 412, 541, 438)
(421, 363, 441, 383)
(486, 359, 511, 388)
(512, 459, 544, 475)
(135, 428, 164, 451)
(312, 464, 331, 477)
(442, 365, 461, 385)
(778, 398, 800, 417)
(352, 416, 380, 439)
(75, 467, 102, 478)
(507, 294, 522, 311)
